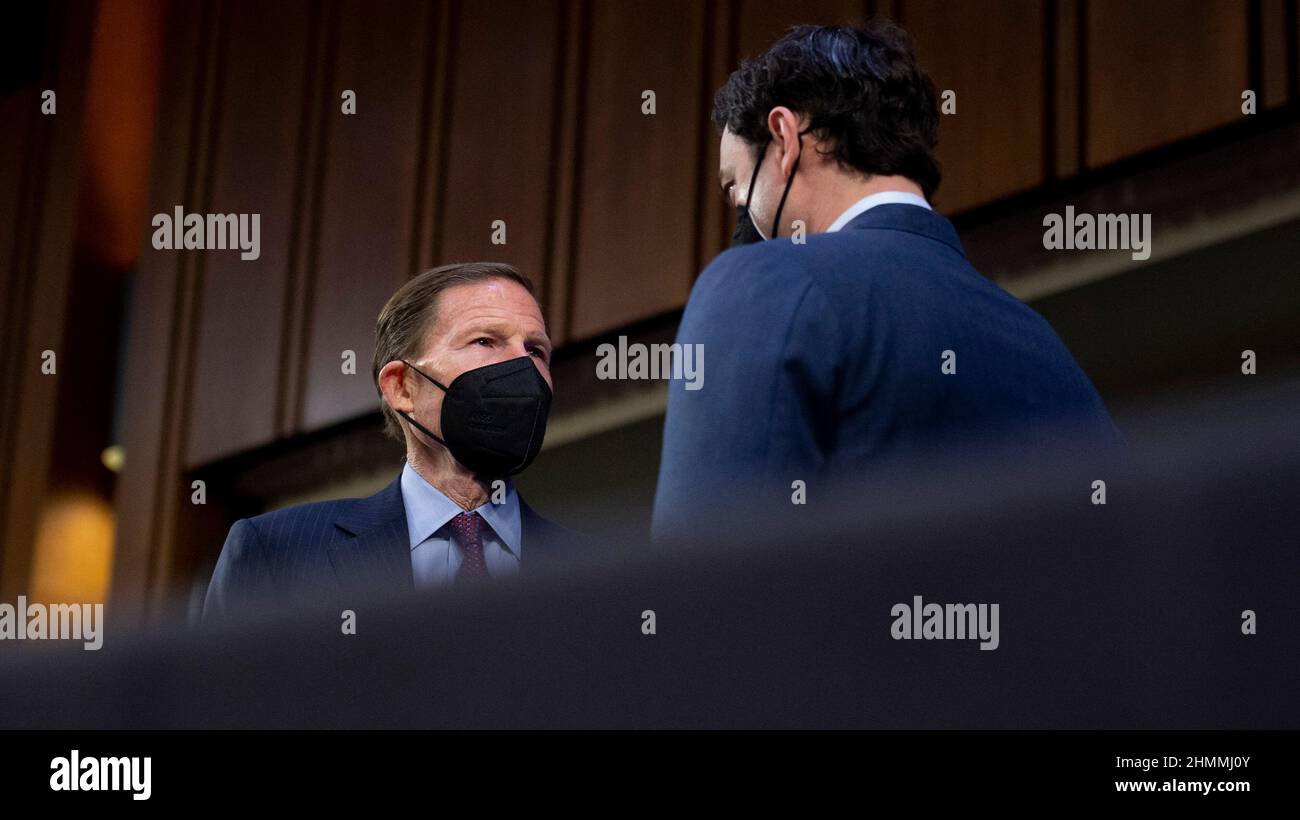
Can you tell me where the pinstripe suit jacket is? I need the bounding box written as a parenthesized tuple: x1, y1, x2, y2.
(202, 473, 581, 619)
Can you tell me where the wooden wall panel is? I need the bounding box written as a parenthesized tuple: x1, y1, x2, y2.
(112, 0, 218, 617)
(300, 0, 431, 431)
(0, 39, 45, 599)
(0, 2, 95, 599)
(540, 2, 584, 347)
(566, 0, 708, 341)
(433, 1, 565, 318)
(0, 93, 32, 379)
(695, 0, 736, 276)
(185, 0, 314, 467)
(1086, 0, 1248, 168)
(1054, 0, 1081, 179)
(735, 0, 866, 59)
(902, 0, 1046, 213)
(1260, 0, 1290, 109)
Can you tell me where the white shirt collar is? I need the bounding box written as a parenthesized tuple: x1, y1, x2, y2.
(826, 191, 932, 233)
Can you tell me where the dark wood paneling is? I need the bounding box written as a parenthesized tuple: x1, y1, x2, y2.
(903, 0, 1047, 212)
(1086, 0, 1248, 168)
(1262, 0, 1290, 108)
(186, 0, 314, 467)
(112, 0, 219, 617)
(567, 0, 707, 340)
(408, 1, 453, 280)
(0, 49, 43, 598)
(433, 1, 565, 317)
(696, 0, 738, 275)
(1054, 0, 1081, 179)
(0, 92, 34, 426)
(735, 0, 866, 58)
(0, 3, 95, 599)
(543, 1, 584, 346)
(300, 0, 431, 431)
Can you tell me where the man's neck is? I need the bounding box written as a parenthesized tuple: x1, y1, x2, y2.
(806, 173, 926, 234)
(406, 447, 489, 510)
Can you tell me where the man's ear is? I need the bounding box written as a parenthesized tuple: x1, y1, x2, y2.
(766, 106, 803, 175)
(378, 360, 414, 415)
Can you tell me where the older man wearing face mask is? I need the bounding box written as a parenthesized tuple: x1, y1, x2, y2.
(204, 262, 582, 617)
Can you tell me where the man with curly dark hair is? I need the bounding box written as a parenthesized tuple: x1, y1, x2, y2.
(716, 22, 941, 243)
(652, 22, 1120, 540)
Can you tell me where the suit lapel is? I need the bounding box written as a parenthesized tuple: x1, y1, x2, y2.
(326, 474, 414, 591)
(323, 480, 566, 588)
(518, 495, 569, 567)
(519, 497, 544, 563)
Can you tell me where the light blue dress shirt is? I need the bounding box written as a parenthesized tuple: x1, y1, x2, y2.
(825, 190, 932, 232)
(400, 460, 522, 587)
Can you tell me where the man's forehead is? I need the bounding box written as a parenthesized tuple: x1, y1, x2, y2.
(719, 129, 744, 180)
(720, 128, 759, 166)
(440, 279, 535, 309)
(719, 126, 741, 156)
(437, 281, 545, 329)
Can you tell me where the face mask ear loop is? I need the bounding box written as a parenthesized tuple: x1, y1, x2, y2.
(396, 359, 450, 447)
(400, 358, 450, 392)
(770, 127, 811, 240)
(395, 409, 449, 448)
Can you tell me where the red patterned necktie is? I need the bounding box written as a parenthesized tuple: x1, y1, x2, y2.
(450, 511, 488, 581)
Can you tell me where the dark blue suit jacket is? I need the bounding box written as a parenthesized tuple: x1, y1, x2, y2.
(653, 204, 1119, 538)
(203, 473, 581, 619)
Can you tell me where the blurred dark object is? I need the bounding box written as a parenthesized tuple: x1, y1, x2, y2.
(0, 378, 1296, 728)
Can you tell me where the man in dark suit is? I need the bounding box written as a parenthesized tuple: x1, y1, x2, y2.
(205, 262, 582, 618)
(653, 23, 1120, 539)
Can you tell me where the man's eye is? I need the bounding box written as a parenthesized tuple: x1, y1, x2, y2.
(528, 347, 548, 360)
(474, 337, 493, 346)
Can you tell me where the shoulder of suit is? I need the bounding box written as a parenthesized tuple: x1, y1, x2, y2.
(695, 242, 825, 302)
(706, 225, 961, 306)
(242, 496, 354, 533)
